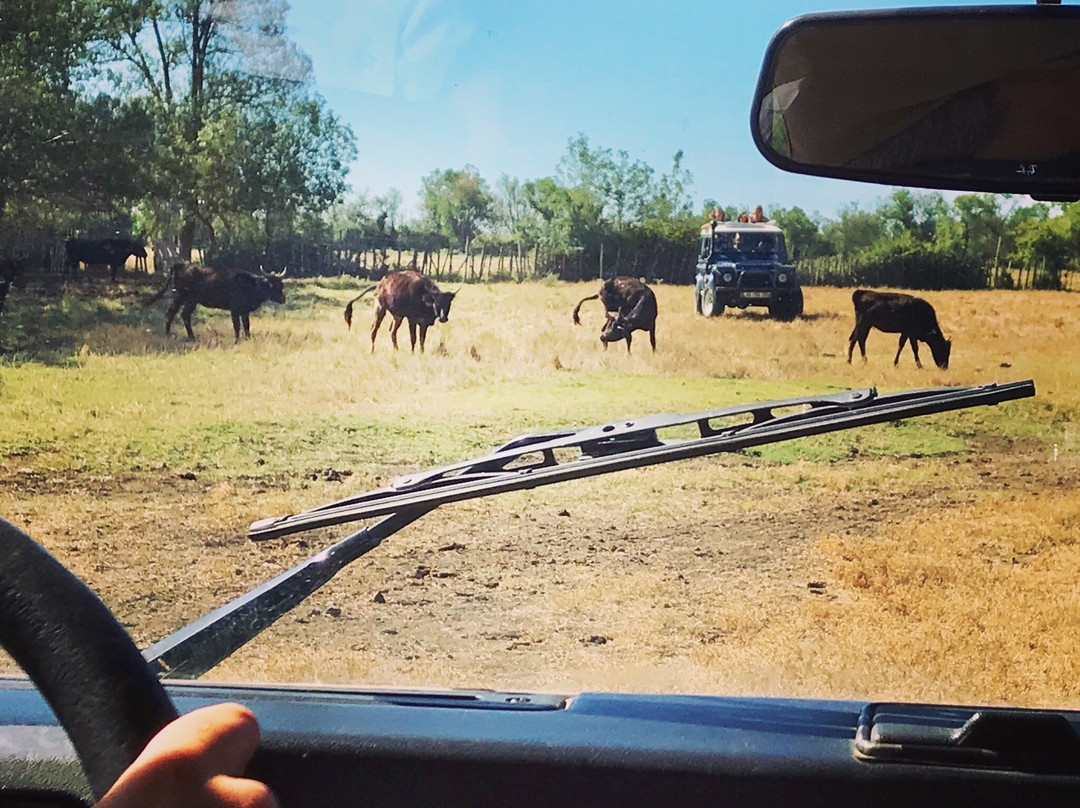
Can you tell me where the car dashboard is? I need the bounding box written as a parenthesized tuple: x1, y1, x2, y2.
(2, 677, 1079, 807)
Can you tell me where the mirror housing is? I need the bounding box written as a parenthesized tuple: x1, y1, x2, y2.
(751, 5, 1080, 200)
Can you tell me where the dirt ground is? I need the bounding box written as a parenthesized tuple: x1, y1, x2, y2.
(3, 279, 1077, 704)
(4, 441, 1070, 698)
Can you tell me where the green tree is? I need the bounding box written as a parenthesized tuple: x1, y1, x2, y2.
(421, 166, 495, 250)
(1012, 206, 1080, 286)
(822, 204, 885, 255)
(522, 177, 604, 251)
(556, 133, 657, 229)
(0, 0, 148, 235)
(949, 194, 1006, 264)
(106, 0, 353, 258)
(878, 189, 946, 242)
(770, 207, 831, 260)
(645, 150, 694, 220)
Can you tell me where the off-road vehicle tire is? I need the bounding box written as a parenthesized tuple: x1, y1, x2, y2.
(701, 286, 724, 317)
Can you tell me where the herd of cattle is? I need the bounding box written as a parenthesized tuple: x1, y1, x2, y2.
(1, 257, 953, 368)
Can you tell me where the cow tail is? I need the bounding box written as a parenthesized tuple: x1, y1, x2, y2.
(343, 285, 376, 330)
(572, 293, 599, 326)
(144, 265, 176, 307)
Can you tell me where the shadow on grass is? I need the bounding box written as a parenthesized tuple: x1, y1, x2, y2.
(0, 277, 161, 365)
(0, 275, 348, 363)
(720, 309, 844, 322)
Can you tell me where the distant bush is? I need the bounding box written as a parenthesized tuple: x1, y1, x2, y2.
(798, 242, 987, 290)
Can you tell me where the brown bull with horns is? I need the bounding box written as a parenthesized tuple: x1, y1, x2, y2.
(344, 270, 457, 353)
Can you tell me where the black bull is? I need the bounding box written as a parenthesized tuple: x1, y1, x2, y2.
(65, 238, 147, 281)
(573, 276, 658, 352)
(146, 263, 286, 341)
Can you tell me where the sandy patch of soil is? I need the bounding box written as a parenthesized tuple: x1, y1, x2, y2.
(4, 444, 1070, 695)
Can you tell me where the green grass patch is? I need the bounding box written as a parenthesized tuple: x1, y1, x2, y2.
(123, 417, 485, 479)
(748, 418, 968, 464)
(0, 281, 1068, 482)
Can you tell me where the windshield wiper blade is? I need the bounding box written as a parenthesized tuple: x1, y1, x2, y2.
(146, 380, 1034, 679)
(249, 381, 1034, 542)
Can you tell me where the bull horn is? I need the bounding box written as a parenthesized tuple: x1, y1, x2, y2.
(273, 266, 287, 279)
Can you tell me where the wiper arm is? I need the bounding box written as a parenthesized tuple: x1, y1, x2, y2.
(145, 381, 1033, 679)
(142, 511, 430, 679)
(249, 382, 1033, 541)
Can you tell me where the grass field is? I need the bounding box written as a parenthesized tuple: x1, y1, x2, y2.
(1, 276, 1078, 707)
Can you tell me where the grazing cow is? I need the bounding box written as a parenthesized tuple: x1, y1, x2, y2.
(573, 276, 658, 353)
(847, 289, 951, 369)
(0, 258, 24, 316)
(344, 270, 456, 353)
(146, 263, 286, 341)
(65, 238, 147, 281)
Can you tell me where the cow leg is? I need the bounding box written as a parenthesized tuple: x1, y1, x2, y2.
(181, 303, 197, 339)
(408, 320, 418, 352)
(649, 329, 656, 352)
(908, 337, 923, 369)
(389, 315, 404, 350)
(625, 332, 632, 354)
(418, 324, 429, 354)
(242, 313, 251, 338)
(894, 335, 919, 367)
(847, 322, 864, 363)
(370, 305, 388, 352)
(848, 323, 869, 363)
(164, 299, 182, 336)
(232, 311, 243, 342)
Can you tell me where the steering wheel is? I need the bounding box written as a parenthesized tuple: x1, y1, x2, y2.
(0, 517, 179, 801)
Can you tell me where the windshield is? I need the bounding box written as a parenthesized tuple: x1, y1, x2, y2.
(706, 232, 787, 262)
(2, 0, 1078, 709)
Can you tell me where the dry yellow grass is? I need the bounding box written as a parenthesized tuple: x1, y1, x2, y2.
(1, 280, 1079, 708)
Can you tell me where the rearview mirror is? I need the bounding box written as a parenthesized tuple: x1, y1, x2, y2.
(751, 6, 1080, 199)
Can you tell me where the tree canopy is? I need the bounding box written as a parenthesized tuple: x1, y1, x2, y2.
(0, 0, 356, 266)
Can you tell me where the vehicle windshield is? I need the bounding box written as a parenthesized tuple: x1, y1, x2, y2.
(706, 233, 786, 262)
(2, 0, 1078, 709)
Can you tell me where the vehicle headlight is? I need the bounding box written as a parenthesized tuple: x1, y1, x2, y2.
(722, 272, 733, 284)
(777, 272, 788, 284)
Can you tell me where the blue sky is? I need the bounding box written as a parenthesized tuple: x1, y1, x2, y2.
(285, 0, 1015, 220)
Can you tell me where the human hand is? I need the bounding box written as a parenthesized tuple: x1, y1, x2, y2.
(95, 702, 277, 808)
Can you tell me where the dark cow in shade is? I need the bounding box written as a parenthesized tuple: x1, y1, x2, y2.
(344, 270, 457, 353)
(65, 238, 147, 281)
(847, 289, 951, 369)
(0, 258, 24, 317)
(146, 262, 286, 341)
(573, 276, 658, 353)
